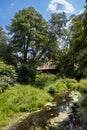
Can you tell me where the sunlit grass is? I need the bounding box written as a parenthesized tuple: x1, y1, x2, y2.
(0, 73, 87, 128)
(0, 84, 52, 127)
(79, 79, 87, 93)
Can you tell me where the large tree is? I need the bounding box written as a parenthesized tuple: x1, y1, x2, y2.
(0, 27, 15, 65)
(48, 12, 68, 48)
(48, 12, 74, 77)
(0, 27, 7, 61)
(8, 7, 57, 66)
(68, 1, 87, 78)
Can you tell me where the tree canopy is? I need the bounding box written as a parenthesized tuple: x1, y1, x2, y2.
(0, 3, 87, 80)
(8, 7, 58, 66)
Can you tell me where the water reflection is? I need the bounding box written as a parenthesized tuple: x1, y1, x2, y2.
(8, 91, 87, 130)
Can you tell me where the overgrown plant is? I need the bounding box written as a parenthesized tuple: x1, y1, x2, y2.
(45, 79, 67, 93)
(35, 73, 56, 89)
(79, 79, 87, 93)
(0, 84, 52, 126)
(17, 64, 36, 84)
(0, 61, 17, 92)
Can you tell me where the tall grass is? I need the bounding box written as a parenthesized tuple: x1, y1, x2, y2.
(45, 78, 79, 94)
(35, 73, 56, 89)
(45, 79, 67, 93)
(79, 79, 87, 93)
(0, 84, 52, 127)
(63, 78, 79, 90)
(0, 72, 86, 128)
(77, 79, 87, 113)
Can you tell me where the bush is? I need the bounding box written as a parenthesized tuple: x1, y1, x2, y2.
(55, 80, 67, 93)
(35, 73, 56, 89)
(0, 61, 17, 92)
(17, 64, 36, 84)
(79, 79, 87, 93)
(45, 84, 57, 94)
(63, 78, 79, 90)
(45, 79, 67, 93)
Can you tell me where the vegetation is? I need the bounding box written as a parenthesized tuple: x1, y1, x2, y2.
(0, 1, 87, 129)
(17, 64, 36, 84)
(78, 79, 87, 93)
(0, 61, 17, 92)
(35, 72, 56, 89)
(0, 84, 52, 127)
(0, 72, 87, 128)
(7, 7, 58, 66)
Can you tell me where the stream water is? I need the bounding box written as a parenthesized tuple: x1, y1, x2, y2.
(8, 91, 87, 130)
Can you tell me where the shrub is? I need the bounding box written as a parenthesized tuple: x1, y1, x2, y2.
(79, 79, 87, 93)
(63, 78, 79, 90)
(35, 73, 56, 89)
(45, 84, 57, 94)
(45, 79, 67, 93)
(55, 80, 67, 93)
(17, 64, 36, 84)
(0, 61, 17, 92)
(81, 95, 87, 113)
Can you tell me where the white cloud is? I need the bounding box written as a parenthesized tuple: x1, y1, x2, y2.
(10, 3, 14, 7)
(47, 0, 75, 13)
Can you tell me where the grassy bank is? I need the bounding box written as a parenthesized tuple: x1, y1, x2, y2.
(0, 73, 87, 129)
(0, 84, 52, 128)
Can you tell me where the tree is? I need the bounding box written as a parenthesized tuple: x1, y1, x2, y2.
(48, 12, 68, 48)
(48, 12, 67, 36)
(68, 2, 87, 78)
(8, 7, 56, 66)
(48, 12, 75, 77)
(0, 27, 14, 65)
(0, 27, 7, 61)
(79, 2, 87, 77)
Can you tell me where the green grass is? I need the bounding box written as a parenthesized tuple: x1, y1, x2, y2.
(44, 78, 79, 94)
(35, 73, 56, 89)
(79, 79, 87, 93)
(78, 79, 87, 113)
(0, 84, 52, 127)
(63, 78, 79, 90)
(0, 72, 87, 128)
(45, 79, 67, 93)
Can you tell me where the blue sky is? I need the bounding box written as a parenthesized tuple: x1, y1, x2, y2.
(0, 0, 85, 30)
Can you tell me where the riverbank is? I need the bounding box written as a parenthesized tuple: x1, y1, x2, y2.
(0, 75, 87, 130)
(0, 84, 52, 130)
(7, 91, 85, 130)
(46, 91, 82, 129)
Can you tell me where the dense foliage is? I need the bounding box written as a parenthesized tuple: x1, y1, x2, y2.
(35, 73, 56, 89)
(8, 7, 58, 66)
(0, 62, 17, 92)
(17, 64, 36, 84)
(0, 2, 87, 129)
(0, 3, 87, 80)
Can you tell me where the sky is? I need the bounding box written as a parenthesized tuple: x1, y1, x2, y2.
(0, 0, 86, 30)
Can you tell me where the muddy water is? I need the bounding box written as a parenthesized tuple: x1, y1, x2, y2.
(8, 91, 72, 130)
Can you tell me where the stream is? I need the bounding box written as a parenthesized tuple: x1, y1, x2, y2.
(8, 91, 87, 130)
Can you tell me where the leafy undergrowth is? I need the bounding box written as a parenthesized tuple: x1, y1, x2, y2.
(0, 73, 87, 129)
(78, 79, 87, 93)
(44, 78, 79, 94)
(35, 73, 56, 89)
(0, 84, 52, 127)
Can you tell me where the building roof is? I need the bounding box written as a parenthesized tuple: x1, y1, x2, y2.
(37, 62, 56, 70)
